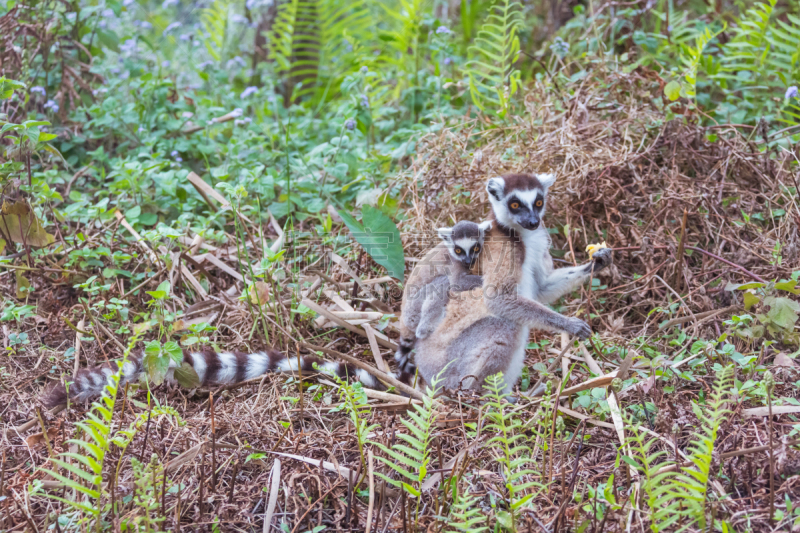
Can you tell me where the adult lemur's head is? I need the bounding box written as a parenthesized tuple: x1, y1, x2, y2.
(485, 173, 556, 231)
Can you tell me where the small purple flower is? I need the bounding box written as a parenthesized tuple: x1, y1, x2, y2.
(359, 66, 369, 74)
(786, 86, 799, 100)
(344, 118, 356, 130)
(443, 57, 451, 66)
(231, 14, 247, 24)
(360, 94, 369, 107)
(120, 38, 138, 53)
(240, 86, 258, 98)
(175, 157, 183, 163)
(162, 60, 171, 68)
(226, 56, 246, 69)
(171, 150, 179, 157)
(435, 26, 451, 35)
(179, 33, 191, 41)
(231, 108, 244, 118)
(235, 117, 252, 126)
(138, 127, 145, 132)
(139, 21, 153, 30)
(102, 8, 114, 17)
(163, 21, 182, 35)
(123, 0, 136, 6)
(30, 86, 46, 96)
(43, 100, 59, 113)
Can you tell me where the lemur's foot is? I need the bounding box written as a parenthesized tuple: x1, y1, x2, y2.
(394, 345, 417, 375)
(591, 247, 613, 272)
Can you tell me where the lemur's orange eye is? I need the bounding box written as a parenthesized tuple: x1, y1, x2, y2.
(535, 200, 543, 207)
(455, 248, 462, 254)
(510, 202, 520, 209)
(473, 245, 480, 252)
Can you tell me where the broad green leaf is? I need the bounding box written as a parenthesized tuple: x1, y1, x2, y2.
(146, 354, 170, 386)
(664, 80, 682, 101)
(743, 291, 760, 310)
(174, 361, 201, 388)
(15, 270, 30, 299)
(339, 205, 405, 280)
(164, 341, 183, 363)
(144, 340, 161, 357)
(126, 205, 142, 220)
(764, 296, 800, 330)
(0, 200, 55, 247)
(725, 281, 765, 292)
(156, 281, 171, 295)
(775, 280, 800, 295)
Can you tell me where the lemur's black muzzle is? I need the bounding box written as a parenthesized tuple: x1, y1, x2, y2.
(520, 214, 540, 230)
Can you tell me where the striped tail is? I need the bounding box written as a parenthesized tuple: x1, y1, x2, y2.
(42, 346, 400, 408)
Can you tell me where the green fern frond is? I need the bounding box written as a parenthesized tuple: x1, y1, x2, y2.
(465, 0, 523, 117)
(200, 0, 233, 62)
(370, 375, 441, 501)
(650, 364, 734, 532)
(446, 486, 489, 532)
(269, 0, 374, 103)
(35, 369, 122, 522)
(317, 363, 379, 471)
(679, 24, 725, 100)
(482, 373, 546, 529)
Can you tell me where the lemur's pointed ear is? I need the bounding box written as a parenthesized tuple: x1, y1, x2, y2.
(538, 173, 556, 190)
(486, 177, 505, 200)
(478, 220, 493, 234)
(437, 228, 453, 242)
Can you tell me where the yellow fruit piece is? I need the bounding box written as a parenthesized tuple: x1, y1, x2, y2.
(585, 241, 608, 259)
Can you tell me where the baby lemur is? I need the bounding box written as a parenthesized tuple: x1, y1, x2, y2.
(394, 220, 492, 373)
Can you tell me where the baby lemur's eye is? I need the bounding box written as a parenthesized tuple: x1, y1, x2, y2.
(454, 248, 463, 254)
(535, 200, 543, 207)
(510, 202, 520, 209)
(473, 245, 480, 252)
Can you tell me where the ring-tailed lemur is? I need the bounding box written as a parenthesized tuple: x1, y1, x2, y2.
(394, 220, 491, 373)
(413, 173, 613, 393)
(41, 346, 413, 408)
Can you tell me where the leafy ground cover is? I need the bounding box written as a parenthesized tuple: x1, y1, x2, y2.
(1, 0, 800, 531)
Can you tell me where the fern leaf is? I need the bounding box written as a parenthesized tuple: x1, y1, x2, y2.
(465, 0, 523, 117)
(445, 487, 489, 532)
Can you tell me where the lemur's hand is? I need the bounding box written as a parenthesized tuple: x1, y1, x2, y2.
(565, 317, 592, 339)
(590, 247, 613, 272)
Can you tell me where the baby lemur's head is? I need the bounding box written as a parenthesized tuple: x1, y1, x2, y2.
(485, 173, 556, 231)
(437, 220, 492, 269)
